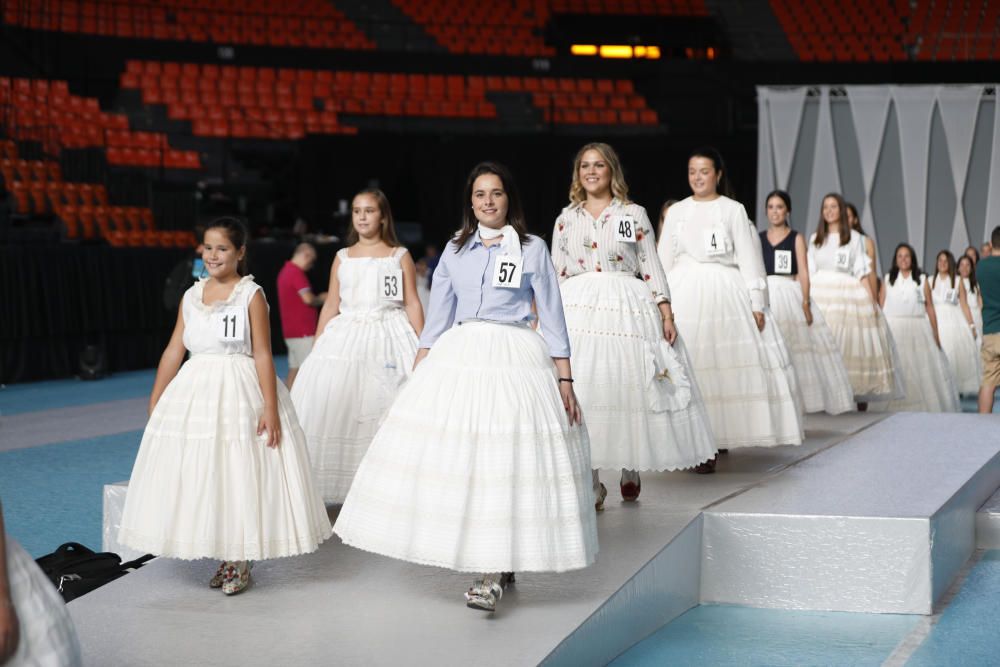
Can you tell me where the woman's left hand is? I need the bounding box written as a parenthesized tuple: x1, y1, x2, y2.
(662, 319, 677, 345)
(257, 406, 282, 448)
(753, 311, 765, 331)
(560, 382, 582, 426)
(802, 302, 813, 326)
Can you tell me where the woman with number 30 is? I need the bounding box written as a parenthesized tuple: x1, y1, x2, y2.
(335, 162, 597, 614)
(290, 189, 423, 504)
(552, 143, 716, 508)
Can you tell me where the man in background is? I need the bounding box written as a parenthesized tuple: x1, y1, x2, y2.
(277, 243, 325, 388)
(977, 227, 1000, 413)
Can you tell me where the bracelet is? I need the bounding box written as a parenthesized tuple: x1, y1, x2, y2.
(662, 315, 674, 322)
(558, 377, 574, 383)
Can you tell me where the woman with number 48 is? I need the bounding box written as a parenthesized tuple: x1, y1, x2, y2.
(335, 162, 597, 614)
(552, 143, 715, 507)
(291, 189, 423, 504)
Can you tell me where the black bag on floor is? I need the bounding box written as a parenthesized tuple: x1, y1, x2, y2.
(35, 542, 155, 602)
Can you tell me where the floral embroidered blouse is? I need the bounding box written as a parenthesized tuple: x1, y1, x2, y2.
(550, 198, 671, 304)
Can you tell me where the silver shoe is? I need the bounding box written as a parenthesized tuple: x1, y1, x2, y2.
(464, 572, 514, 612)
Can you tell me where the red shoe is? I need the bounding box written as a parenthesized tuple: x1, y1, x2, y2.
(620, 471, 641, 501)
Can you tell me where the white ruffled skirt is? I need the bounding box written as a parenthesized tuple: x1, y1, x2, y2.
(872, 316, 960, 413)
(4, 538, 82, 667)
(334, 322, 599, 573)
(767, 276, 854, 414)
(290, 308, 418, 503)
(936, 301, 983, 394)
(667, 258, 803, 449)
(560, 272, 716, 471)
(119, 354, 332, 561)
(810, 270, 902, 402)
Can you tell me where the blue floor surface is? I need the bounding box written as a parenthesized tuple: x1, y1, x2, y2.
(611, 604, 919, 667)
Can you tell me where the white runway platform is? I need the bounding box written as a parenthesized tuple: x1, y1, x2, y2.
(69, 412, 1000, 666)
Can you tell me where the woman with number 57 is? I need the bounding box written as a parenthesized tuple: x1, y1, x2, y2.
(335, 162, 597, 614)
(290, 189, 423, 504)
(657, 148, 803, 457)
(119, 218, 331, 597)
(552, 143, 715, 507)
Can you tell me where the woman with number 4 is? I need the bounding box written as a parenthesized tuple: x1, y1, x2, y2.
(808, 194, 900, 409)
(657, 148, 803, 455)
(552, 143, 715, 507)
(335, 162, 597, 614)
(760, 190, 853, 415)
(119, 218, 331, 596)
(290, 189, 423, 504)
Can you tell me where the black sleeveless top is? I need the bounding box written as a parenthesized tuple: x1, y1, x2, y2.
(760, 228, 799, 276)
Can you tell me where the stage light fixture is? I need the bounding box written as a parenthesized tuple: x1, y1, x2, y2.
(571, 44, 598, 55)
(599, 45, 633, 58)
(571, 44, 661, 59)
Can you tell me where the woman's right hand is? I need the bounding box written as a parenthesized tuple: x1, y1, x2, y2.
(412, 348, 430, 371)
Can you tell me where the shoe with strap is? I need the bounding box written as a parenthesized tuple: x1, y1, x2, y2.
(465, 572, 514, 612)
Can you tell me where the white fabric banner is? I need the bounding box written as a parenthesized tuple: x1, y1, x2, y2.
(768, 87, 809, 189)
(936, 85, 983, 254)
(845, 86, 891, 243)
(890, 86, 937, 262)
(984, 91, 1000, 244)
(756, 89, 776, 227)
(806, 87, 842, 236)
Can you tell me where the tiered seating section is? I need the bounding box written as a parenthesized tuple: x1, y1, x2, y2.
(0, 140, 195, 247)
(2, 0, 374, 50)
(770, 0, 1000, 61)
(391, 0, 555, 56)
(121, 61, 658, 136)
(549, 0, 708, 15)
(0, 77, 201, 168)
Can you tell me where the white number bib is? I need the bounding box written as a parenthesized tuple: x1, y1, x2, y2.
(379, 267, 403, 301)
(774, 249, 792, 275)
(834, 247, 852, 272)
(615, 216, 636, 243)
(216, 306, 245, 342)
(492, 255, 522, 289)
(945, 288, 958, 305)
(704, 228, 726, 256)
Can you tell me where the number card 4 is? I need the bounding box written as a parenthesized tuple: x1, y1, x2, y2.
(492, 255, 522, 288)
(704, 228, 727, 257)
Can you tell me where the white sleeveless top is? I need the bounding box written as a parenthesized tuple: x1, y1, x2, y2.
(882, 272, 926, 318)
(182, 275, 263, 356)
(930, 274, 961, 307)
(336, 246, 409, 315)
(807, 232, 871, 279)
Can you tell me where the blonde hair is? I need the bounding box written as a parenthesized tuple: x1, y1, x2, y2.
(569, 142, 630, 205)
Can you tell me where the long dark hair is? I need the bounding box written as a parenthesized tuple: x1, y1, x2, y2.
(958, 254, 978, 295)
(888, 242, 921, 286)
(932, 250, 957, 289)
(765, 189, 792, 227)
(813, 193, 850, 247)
(452, 161, 530, 251)
(846, 202, 862, 234)
(205, 216, 249, 275)
(346, 188, 400, 247)
(688, 146, 735, 199)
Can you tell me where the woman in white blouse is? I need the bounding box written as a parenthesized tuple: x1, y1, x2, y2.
(552, 143, 715, 504)
(808, 193, 900, 409)
(657, 148, 803, 454)
(931, 250, 981, 394)
(874, 243, 959, 412)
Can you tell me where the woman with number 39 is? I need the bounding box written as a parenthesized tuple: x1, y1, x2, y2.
(290, 189, 423, 504)
(552, 143, 715, 507)
(119, 218, 331, 596)
(335, 162, 598, 614)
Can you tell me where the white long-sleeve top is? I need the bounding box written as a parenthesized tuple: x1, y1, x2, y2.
(551, 198, 670, 303)
(656, 195, 768, 311)
(807, 231, 871, 279)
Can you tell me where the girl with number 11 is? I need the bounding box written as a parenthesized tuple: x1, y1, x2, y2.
(290, 189, 423, 504)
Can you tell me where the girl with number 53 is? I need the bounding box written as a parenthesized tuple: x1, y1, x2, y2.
(119, 218, 331, 596)
(290, 189, 424, 504)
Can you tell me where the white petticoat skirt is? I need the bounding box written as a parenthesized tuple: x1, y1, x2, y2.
(667, 258, 803, 449)
(334, 322, 599, 573)
(767, 276, 854, 414)
(560, 272, 716, 471)
(935, 302, 983, 394)
(4, 538, 82, 667)
(871, 316, 960, 413)
(119, 354, 332, 561)
(810, 270, 902, 402)
(290, 308, 418, 503)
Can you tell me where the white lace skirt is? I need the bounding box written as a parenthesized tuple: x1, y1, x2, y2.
(560, 272, 716, 471)
(119, 354, 332, 561)
(334, 322, 599, 573)
(667, 258, 803, 449)
(767, 276, 854, 414)
(4, 538, 82, 667)
(811, 270, 902, 402)
(936, 302, 983, 394)
(290, 308, 418, 503)
(871, 316, 960, 413)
